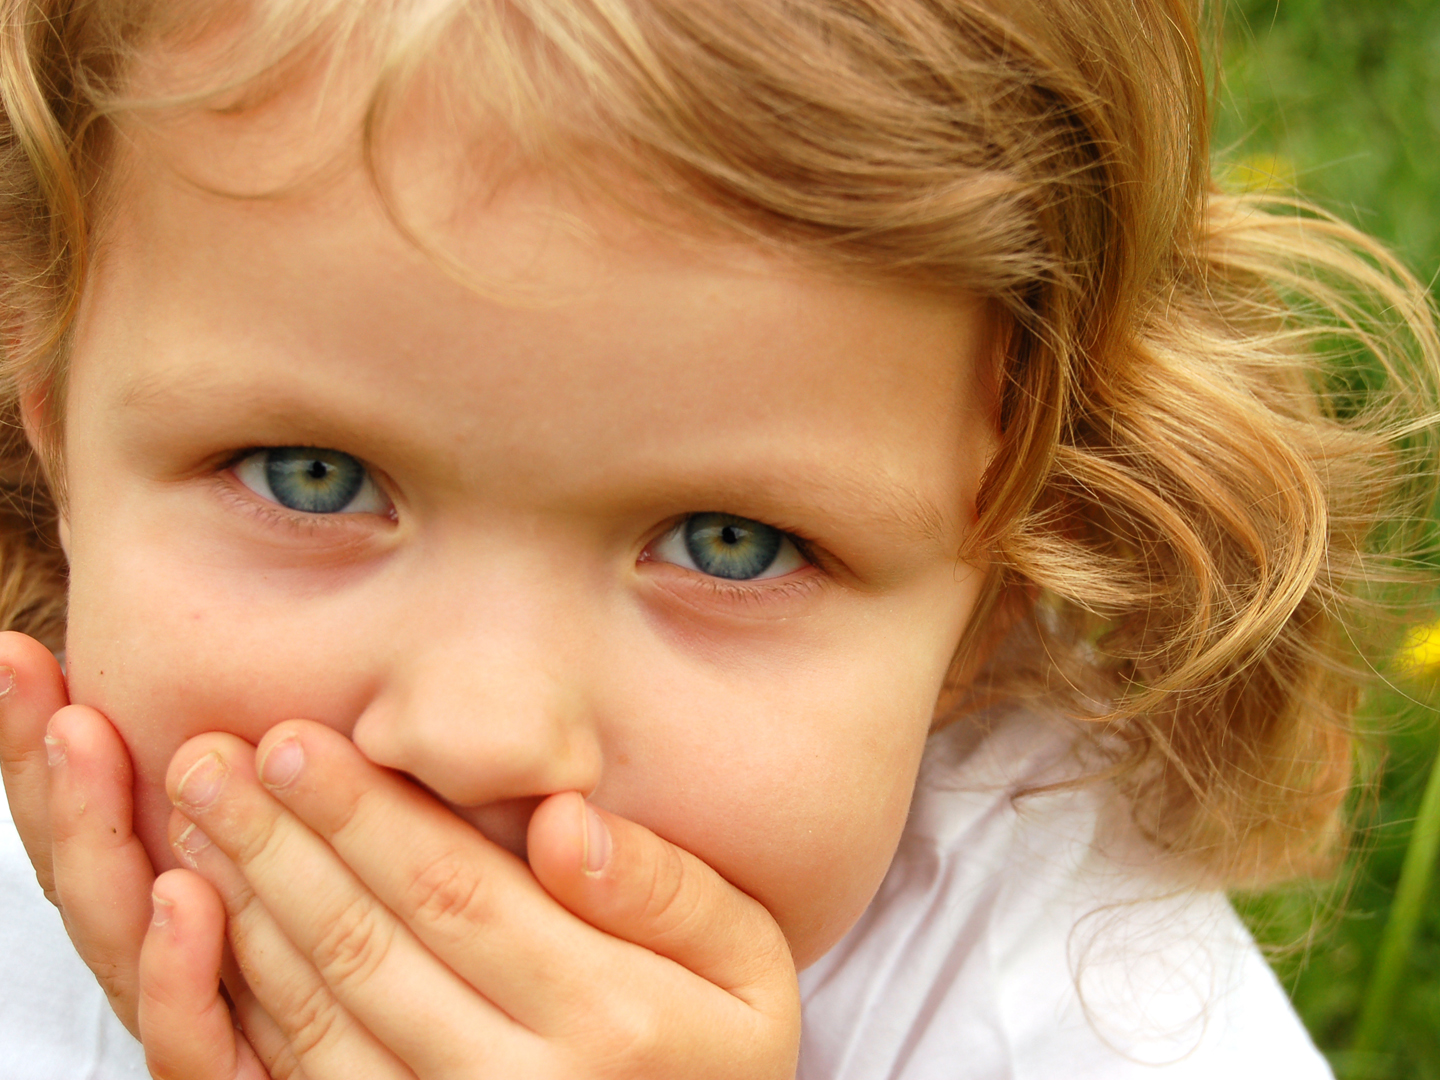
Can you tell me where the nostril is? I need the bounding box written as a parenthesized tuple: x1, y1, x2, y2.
(436, 795, 543, 862)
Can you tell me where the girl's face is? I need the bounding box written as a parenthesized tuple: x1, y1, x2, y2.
(54, 107, 997, 968)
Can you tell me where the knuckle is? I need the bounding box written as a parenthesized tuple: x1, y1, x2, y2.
(85, 956, 137, 1010)
(135, 972, 172, 1020)
(587, 1002, 665, 1075)
(309, 893, 395, 987)
(222, 885, 269, 954)
(326, 782, 375, 840)
(144, 1045, 192, 1080)
(638, 843, 700, 938)
(0, 748, 45, 789)
(283, 979, 348, 1062)
(227, 804, 289, 869)
(98, 969, 133, 1007)
(403, 855, 492, 927)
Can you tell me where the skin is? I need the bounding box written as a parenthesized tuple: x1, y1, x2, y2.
(0, 89, 998, 1077)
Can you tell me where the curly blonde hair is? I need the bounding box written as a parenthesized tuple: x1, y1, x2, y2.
(2, 0, 1437, 887)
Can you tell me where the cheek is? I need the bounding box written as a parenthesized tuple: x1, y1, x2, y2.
(63, 521, 379, 868)
(600, 569, 984, 967)
(596, 627, 941, 970)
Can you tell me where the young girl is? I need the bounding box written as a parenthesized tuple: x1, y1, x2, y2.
(0, 1, 1436, 1077)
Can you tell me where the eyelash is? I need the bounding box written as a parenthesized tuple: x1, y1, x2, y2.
(216, 479, 355, 535)
(687, 571, 826, 606)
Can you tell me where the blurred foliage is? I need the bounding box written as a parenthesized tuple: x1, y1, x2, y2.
(1215, 0, 1440, 284)
(1233, 680, 1440, 1079)
(1215, 2, 1440, 1076)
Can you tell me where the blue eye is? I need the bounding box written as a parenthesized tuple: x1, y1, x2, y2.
(234, 448, 389, 515)
(651, 512, 808, 580)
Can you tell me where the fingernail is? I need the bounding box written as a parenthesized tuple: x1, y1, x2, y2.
(583, 800, 611, 875)
(259, 736, 303, 791)
(0, 665, 15, 699)
(176, 752, 227, 811)
(44, 732, 65, 768)
(174, 823, 212, 868)
(151, 890, 173, 929)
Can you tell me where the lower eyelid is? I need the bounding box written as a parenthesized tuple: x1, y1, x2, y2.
(697, 570, 823, 600)
(213, 473, 388, 538)
(644, 562, 828, 619)
(641, 550, 824, 594)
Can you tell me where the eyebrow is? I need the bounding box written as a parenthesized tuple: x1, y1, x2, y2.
(782, 471, 948, 544)
(121, 367, 289, 415)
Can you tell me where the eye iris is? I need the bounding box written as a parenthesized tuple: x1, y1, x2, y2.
(684, 513, 783, 580)
(265, 448, 366, 513)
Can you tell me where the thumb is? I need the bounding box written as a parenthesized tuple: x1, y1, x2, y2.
(527, 791, 797, 1010)
(140, 868, 271, 1080)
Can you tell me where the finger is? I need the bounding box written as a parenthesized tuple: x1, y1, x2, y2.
(227, 976, 309, 1080)
(47, 703, 155, 1035)
(139, 869, 269, 1080)
(528, 792, 798, 1015)
(0, 630, 69, 897)
(251, 721, 620, 1031)
(167, 768, 448, 1079)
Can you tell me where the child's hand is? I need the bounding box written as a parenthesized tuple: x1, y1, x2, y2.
(142, 720, 802, 1079)
(0, 631, 155, 1037)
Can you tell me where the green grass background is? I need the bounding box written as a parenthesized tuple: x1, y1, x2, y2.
(1215, 1, 1440, 1075)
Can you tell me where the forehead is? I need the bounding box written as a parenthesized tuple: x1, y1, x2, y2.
(72, 93, 994, 548)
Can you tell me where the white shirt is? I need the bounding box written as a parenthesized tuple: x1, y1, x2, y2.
(798, 707, 1335, 1079)
(0, 707, 1331, 1079)
(0, 802, 147, 1078)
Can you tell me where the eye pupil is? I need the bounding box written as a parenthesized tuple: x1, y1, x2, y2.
(307, 460, 329, 481)
(721, 525, 741, 545)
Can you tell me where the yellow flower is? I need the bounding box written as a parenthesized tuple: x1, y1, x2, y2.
(1397, 620, 1440, 671)
(1225, 153, 1297, 193)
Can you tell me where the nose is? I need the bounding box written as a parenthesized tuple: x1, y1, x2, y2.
(350, 592, 605, 810)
